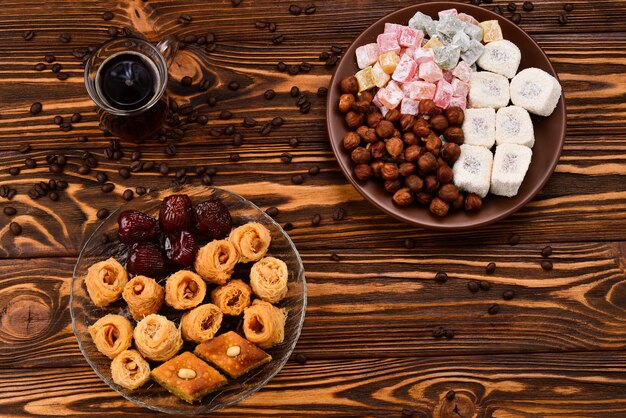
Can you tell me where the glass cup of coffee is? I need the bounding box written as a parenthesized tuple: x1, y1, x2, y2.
(85, 37, 177, 141)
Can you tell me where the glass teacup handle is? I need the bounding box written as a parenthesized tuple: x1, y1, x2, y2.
(156, 35, 179, 67)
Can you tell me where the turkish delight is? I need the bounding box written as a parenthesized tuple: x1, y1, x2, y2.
(449, 95, 467, 109)
(509, 68, 562, 117)
(378, 80, 404, 109)
(476, 40, 521, 79)
(452, 60, 472, 82)
(468, 71, 510, 109)
(379, 51, 400, 74)
(401, 97, 420, 115)
(392, 54, 418, 83)
(355, 66, 376, 92)
(462, 108, 496, 148)
(490, 143, 532, 197)
(495, 106, 535, 148)
(460, 40, 484, 66)
(408, 81, 437, 100)
(413, 48, 435, 64)
(356, 43, 379, 70)
(377, 32, 401, 54)
(433, 79, 454, 109)
(372, 62, 391, 88)
(451, 77, 469, 97)
(419, 60, 444, 83)
(433, 45, 461, 71)
(453, 144, 494, 198)
(479, 20, 503, 43)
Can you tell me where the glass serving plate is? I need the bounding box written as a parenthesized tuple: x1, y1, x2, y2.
(71, 185, 306, 414)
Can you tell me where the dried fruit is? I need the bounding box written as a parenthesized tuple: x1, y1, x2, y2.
(127, 241, 166, 277)
(117, 210, 158, 244)
(164, 230, 198, 267)
(159, 194, 193, 233)
(194, 199, 233, 239)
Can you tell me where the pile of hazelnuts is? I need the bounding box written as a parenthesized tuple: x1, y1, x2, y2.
(337, 75, 483, 217)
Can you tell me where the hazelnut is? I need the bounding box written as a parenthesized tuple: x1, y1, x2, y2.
(385, 137, 404, 158)
(438, 184, 460, 203)
(342, 132, 361, 150)
(367, 112, 384, 128)
(371, 160, 384, 177)
(418, 99, 437, 117)
(381, 162, 399, 181)
(393, 187, 414, 207)
(452, 193, 465, 210)
(418, 152, 437, 173)
(465, 193, 483, 211)
(445, 106, 465, 126)
(412, 118, 432, 137)
(443, 127, 465, 144)
(402, 132, 418, 147)
(415, 192, 433, 206)
(385, 108, 401, 123)
(399, 162, 416, 177)
(340, 76, 358, 94)
(393, 129, 402, 139)
(352, 100, 373, 114)
(441, 143, 461, 164)
(405, 145, 422, 163)
(345, 111, 364, 128)
(338, 94, 355, 113)
(400, 114, 416, 132)
(370, 141, 387, 159)
(423, 175, 440, 193)
(437, 157, 447, 168)
(375, 120, 395, 139)
(436, 164, 454, 184)
(429, 114, 449, 133)
(356, 125, 369, 138)
(358, 90, 374, 104)
(429, 197, 450, 217)
(350, 146, 371, 164)
(405, 175, 423, 192)
(361, 127, 378, 143)
(353, 164, 373, 181)
(384, 179, 403, 194)
(425, 134, 442, 156)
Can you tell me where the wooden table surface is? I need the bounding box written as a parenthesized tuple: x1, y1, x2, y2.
(1, 0, 626, 416)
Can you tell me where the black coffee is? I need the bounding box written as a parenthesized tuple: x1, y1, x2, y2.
(98, 52, 157, 111)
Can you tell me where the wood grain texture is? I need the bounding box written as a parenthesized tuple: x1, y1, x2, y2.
(0, 0, 625, 416)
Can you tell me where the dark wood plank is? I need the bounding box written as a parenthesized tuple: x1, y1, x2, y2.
(2, 242, 625, 368)
(3, 351, 626, 417)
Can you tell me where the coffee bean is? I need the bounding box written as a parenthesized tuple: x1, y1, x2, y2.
(319, 51, 330, 61)
(6, 189, 17, 200)
(232, 133, 244, 146)
(507, 2, 517, 12)
(78, 165, 91, 175)
(446, 390, 456, 401)
(266, 207, 279, 217)
(291, 174, 304, 185)
(220, 110, 233, 120)
(56, 180, 68, 190)
(311, 214, 321, 226)
(304, 4, 316, 14)
(229, 153, 240, 162)
(4, 207, 16, 216)
(260, 123, 272, 135)
(97, 208, 110, 219)
(71, 113, 82, 123)
(181, 76, 192, 86)
(330, 45, 344, 54)
(119, 167, 131, 179)
(264, 89, 276, 100)
(195, 115, 208, 125)
(10, 222, 22, 236)
(23, 30, 35, 41)
(175, 168, 186, 179)
(541, 246, 553, 257)
(333, 207, 346, 221)
(432, 326, 445, 338)
(96, 172, 108, 183)
(199, 78, 211, 91)
(289, 4, 302, 15)
(444, 329, 455, 339)
(468, 280, 480, 293)
(511, 13, 522, 23)
(59, 121, 72, 130)
(44, 54, 55, 63)
(30, 102, 42, 115)
(165, 144, 177, 156)
(486, 262, 496, 274)
(280, 153, 293, 163)
(404, 238, 415, 249)
(59, 32, 71, 43)
(435, 272, 448, 283)
(9, 167, 20, 176)
(296, 94, 309, 107)
(130, 161, 142, 172)
(287, 65, 299, 75)
(276, 61, 287, 72)
(401, 406, 415, 418)
(34, 63, 46, 71)
(209, 128, 223, 137)
(564, 3, 574, 12)
(299, 62, 312, 72)
(290, 86, 300, 97)
(183, 34, 197, 44)
(72, 48, 88, 59)
(136, 186, 147, 195)
(206, 167, 217, 176)
(330, 253, 340, 261)
(493, 5, 504, 15)
(49, 192, 59, 201)
(255, 20, 268, 29)
(28, 188, 39, 199)
(283, 222, 294, 231)
(541, 260, 553, 271)
(103, 11, 114, 20)
(101, 183, 115, 193)
(231, 0, 242, 6)
(479, 280, 491, 291)
(317, 87, 328, 97)
(178, 14, 192, 25)
(243, 117, 258, 128)
(201, 174, 212, 185)
(325, 55, 338, 67)
(228, 81, 240, 90)
(107, 26, 118, 36)
(78, 135, 88, 142)
(523, 1, 534, 11)
(18, 144, 31, 154)
(488, 304, 500, 315)
(24, 158, 37, 169)
(558, 13, 568, 24)
(205, 43, 217, 52)
(196, 35, 207, 45)
(300, 102, 311, 114)
(294, 353, 307, 364)
(53, 115, 63, 125)
(142, 161, 155, 171)
(272, 34, 285, 45)
(508, 233, 520, 245)
(130, 151, 141, 161)
(271, 117, 284, 127)
(289, 137, 299, 147)
(502, 290, 515, 301)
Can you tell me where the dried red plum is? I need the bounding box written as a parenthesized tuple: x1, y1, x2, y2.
(117, 210, 158, 244)
(194, 199, 232, 239)
(164, 230, 198, 267)
(159, 194, 193, 233)
(126, 241, 166, 277)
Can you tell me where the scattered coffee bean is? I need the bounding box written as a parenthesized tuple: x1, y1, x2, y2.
(53, 115, 63, 125)
(296, 94, 309, 107)
(96, 172, 108, 184)
(304, 4, 316, 14)
(97, 208, 110, 219)
(276, 61, 287, 72)
(51, 63, 62, 73)
(209, 128, 223, 137)
(34, 63, 46, 71)
(558, 13, 568, 24)
(220, 110, 233, 120)
(118, 167, 131, 179)
(228, 81, 240, 90)
(317, 87, 328, 97)
(502, 290, 515, 301)
(103, 11, 114, 20)
(242, 117, 258, 128)
(71, 113, 82, 123)
(165, 144, 177, 156)
(287, 65, 299, 75)
(229, 153, 240, 162)
(319, 51, 330, 61)
(290, 86, 300, 97)
(523, 1, 534, 11)
(264, 89, 276, 100)
(178, 14, 192, 25)
(183, 34, 197, 44)
(49, 191, 59, 201)
(44, 54, 55, 63)
(311, 214, 321, 226)
(283, 222, 294, 231)
(3, 207, 16, 216)
(294, 353, 307, 364)
(10, 222, 22, 236)
(468, 280, 480, 293)
(101, 183, 115, 193)
(265, 207, 279, 217)
(291, 174, 304, 185)
(299, 62, 312, 72)
(564, 3, 574, 12)
(268, 22, 277, 32)
(271, 117, 284, 127)
(136, 186, 147, 196)
(23, 30, 35, 41)
(201, 175, 212, 185)
(541, 246, 553, 257)
(24, 158, 37, 169)
(231, 0, 242, 6)
(159, 162, 169, 175)
(289, 4, 302, 15)
(479, 280, 491, 291)
(330, 253, 340, 261)
(30, 102, 42, 115)
(9, 167, 20, 176)
(272, 34, 285, 45)
(255, 20, 268, 29)
(131, 151, 141, 161)
(333, 207, 346, 221)
(18, 144, 31, 153)
(107, 26, 119, 36)
(56, 180, 68, 190)
(207, 95, 217, 106)
(196, 36, 207, 45)
(508, 233, 520, 246)
(289, 138, 299, 147)
(49, 163, 62, 174)
(541, 260, 553, 271)
(444, 329, 455, 339)
(486, 262, 496, 274)
(507, 2, 517, 12)
(78, 135, 88, 142)
(404, 238, 415, 249)
(325, 55, 339, 67)
(59, 32, 71, 43)
(206, 167, 217, 176)
(432, 326, 445, 338)
(232, 133, 244, 146)
(435, 272, 448, 283)
(494, 5, 504, 15)
(196, 115, 209, 125)
(511, 13, 522, 23)
(260, 123, 272, 135)
(330, 45, 344, 54)
(488, 304, 500, 315)
(308, 165, 320, 176)
(78, 165, 91, 175)
(280, 153, 293, 163)
(181, 76, 192, 86)
(130, 161, 142, 172)
(446, 390, 456, 401)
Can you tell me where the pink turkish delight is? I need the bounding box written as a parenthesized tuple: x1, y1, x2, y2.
(413, 48, 435, 64)
(378, 80, 403, 109)
(457, 13, 480, 26)
(451, 78, 469, 97)
(443, 70, 454, 83)
(399, 27, 424, 48)
(418, 60, 443, 83)
(401, 97, 420, 115)
(449, 95, 467, 109)
(408, 81, 437, 100)
(438, 8, 458, 19)
(452, 61, 472, 82)
(355, 43, 380, 69)
(384, 23, 405, 36)
(434, 80, 453, 109)
(392, 54, 417, 83)
(377, 33, 401, 54)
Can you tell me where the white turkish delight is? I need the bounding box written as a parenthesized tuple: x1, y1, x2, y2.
(495, 106, 535, 147)
(453, 144, 494, 198)
(476, 40, 521, 79)
(436, 16, 465, 38)
(452, 31, 470, 52)
(463, 23, 483, 42)
(509, 68, 562, 117)
(490, 143, 532, 197)
(460, 40, 484, 66)
(408, 12, 434, 33)
(468, 71, 510, 109)
(462, 108, 496, 148)
(433, 45, 461, 71)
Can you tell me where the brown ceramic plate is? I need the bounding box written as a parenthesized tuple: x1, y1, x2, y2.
(327, 2, 566, 231)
